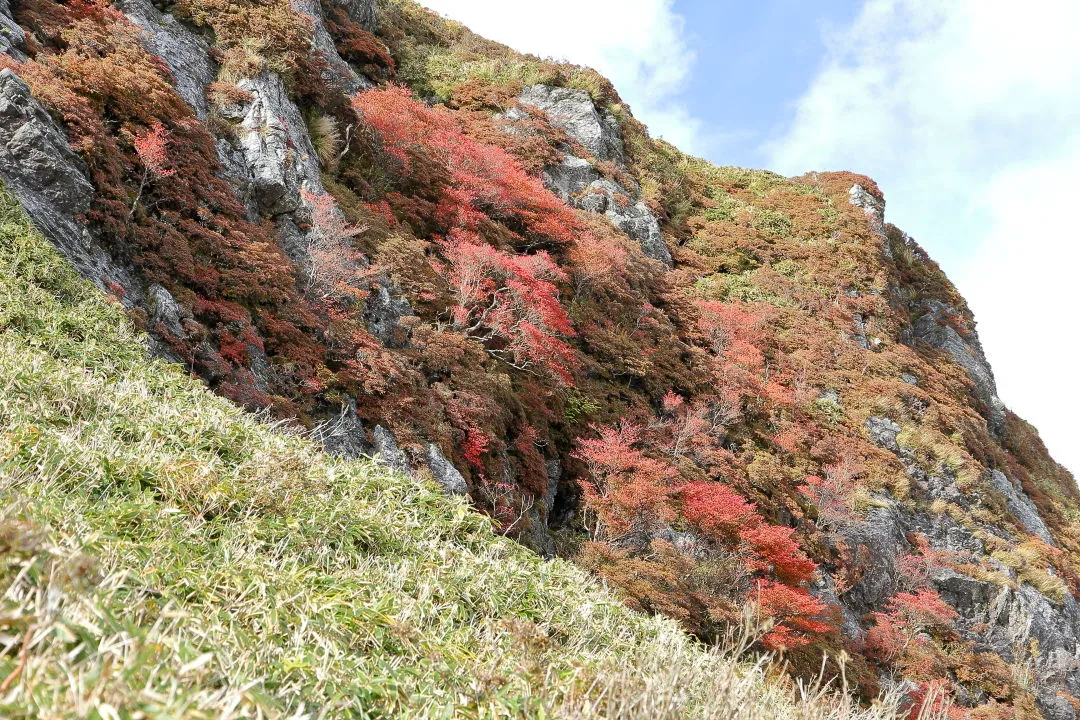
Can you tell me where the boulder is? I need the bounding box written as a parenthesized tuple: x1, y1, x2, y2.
(147, 284, 191, 338)
(425, 443, 468, 496)
(866, 416, 903, 453)
(316, 399, 372, 459)
(371, 425, 409, 474)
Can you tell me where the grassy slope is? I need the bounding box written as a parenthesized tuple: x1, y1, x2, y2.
(0, 187, 911, 719)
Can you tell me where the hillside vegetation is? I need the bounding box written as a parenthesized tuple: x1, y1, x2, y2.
(0, 187, 918, 718)
(0, 0, 1076, 717)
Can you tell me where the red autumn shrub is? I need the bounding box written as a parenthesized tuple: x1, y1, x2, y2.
(573, 422, 679, 541)
(441, 228, 576, 383)
(695, 300, 793, 412)
(567, 227, 631, 299)
(866, 589, 958, 679)
(681, 481, 757, 542)
(752, 580, 832, 650)
(743, 524, 818, 586)
(351, 85, 582, 248)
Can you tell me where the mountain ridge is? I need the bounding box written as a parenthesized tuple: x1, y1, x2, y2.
(0, 0, 1076, 717)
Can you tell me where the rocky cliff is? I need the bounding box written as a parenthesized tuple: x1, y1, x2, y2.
(0, 0, 1075, 716)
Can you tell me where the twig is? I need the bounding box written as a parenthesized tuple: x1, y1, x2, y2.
(0, 628, 32, 694)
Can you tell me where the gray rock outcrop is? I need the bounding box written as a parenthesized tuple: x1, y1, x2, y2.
(331, 0, 377, 31)
(146, 283, 191, 338)
(295, 0, 371, 95)
(0, 70, 138, 294)
(513, 86, 672, 266)
(120, 0, 217, 119)
(425, 443, 469, 496)
(910, 299, 1007, 437)
(577, 178, 672, 266)
(988, 469, 1054, 543)
(0, 0, 26, 60)
(848, 183, 885, 228)
(222, 72, 327, 217)
(935, 569, 1080, 716)
(519, 84, 625, 165)
(366, 277, 413, 347)
(371, 425, 409, 474)
(316, 399, 372, 458)
(861, 409, 1071, 717)
(848, 185, 1007, 437)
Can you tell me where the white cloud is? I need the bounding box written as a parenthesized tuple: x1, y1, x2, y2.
(958, 140, 1080, 477)
(417, 0, 704, 153)
(769, 0, 1080, 476)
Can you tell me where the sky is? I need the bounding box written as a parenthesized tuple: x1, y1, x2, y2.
(419, 0, 1080, 478)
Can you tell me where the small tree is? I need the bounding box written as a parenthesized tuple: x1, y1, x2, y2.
(300, 189, 368, 305)
(573, 421, 679, 542)
(130, 121, 175, 215)
(442, 229, 576, 383)
(751, 580, 832, 651)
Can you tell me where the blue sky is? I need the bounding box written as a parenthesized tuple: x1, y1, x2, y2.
(669, 1, 862, 169)
(420, 0, 1080, 477)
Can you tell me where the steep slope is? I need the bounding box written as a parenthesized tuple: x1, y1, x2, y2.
(0, 0, 1075, 717)
(0, 186, 916, 718)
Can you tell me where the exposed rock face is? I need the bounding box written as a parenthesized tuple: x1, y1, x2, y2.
(988, 469, 1054, 543)
(910, 299, 1008, 437)
(863, 408, 1076, 717)
(577, 178, 672, 266)
(837, 507, 908, 617)
(146, 283, 191, 338)
(332, 0, 377, 31)
(0, 0, 26, 60)
(317, 399, 372, 458)
(849, 185, 1008, 437)
(542, 154, 601, 199)
(848, 183, 885, 228)
(366, 277, 413, 347)
(120, 0, 216, 119)
(519, 84, 625, 165)
(515, 86, 672, 266)
(294, 0, 371, 95)
(936, 570, 1080, 718)
(866, 416, 903, 453)
(0, 70, 138, 294)
(425, 444, 469, 496)
(223, 72, 326, 217)
(371, 425, 409, 474)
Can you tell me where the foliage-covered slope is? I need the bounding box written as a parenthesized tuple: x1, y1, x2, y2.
(0, 187, 919, 718)
(0, 0, 1076, 717)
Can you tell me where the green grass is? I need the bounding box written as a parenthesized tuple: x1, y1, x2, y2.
(0, 185, 914, 718)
